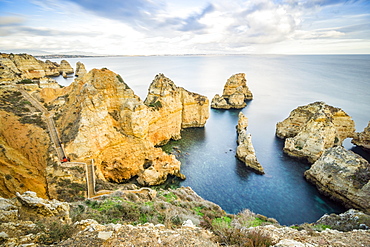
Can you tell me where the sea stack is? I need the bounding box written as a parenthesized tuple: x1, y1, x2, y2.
(211, 73, 253, 109)
(276, 101, 355, 163)
(236, 112, 264, 174)
(75, 61, 87, 77)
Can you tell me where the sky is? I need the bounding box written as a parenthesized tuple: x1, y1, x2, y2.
(0, 0, 369, 55)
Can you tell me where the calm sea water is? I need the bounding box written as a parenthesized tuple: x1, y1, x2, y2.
(50, 55, 370, 225)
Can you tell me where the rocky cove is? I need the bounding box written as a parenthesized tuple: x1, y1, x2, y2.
(0, 53, 370, 246)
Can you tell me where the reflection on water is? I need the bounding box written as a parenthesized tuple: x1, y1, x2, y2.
(48, 55, 370, 226)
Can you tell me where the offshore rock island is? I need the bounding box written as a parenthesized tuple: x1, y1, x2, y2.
(0, 53, 369, 246)
(211, 73, 253, 109)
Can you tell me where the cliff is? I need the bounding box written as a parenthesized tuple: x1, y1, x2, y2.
(0, 89, 50, 199)
(211, 73, 253, 109)
(0, 53, 73, 82)
(276, 101, 355, 163)
(304, 146, 370, 213)
(352, 121, 370, 151)
(235, 112, 264, 174)
(144, 73, 209, 145)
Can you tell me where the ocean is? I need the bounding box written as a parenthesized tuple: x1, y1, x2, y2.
(50, 55, 370, 225)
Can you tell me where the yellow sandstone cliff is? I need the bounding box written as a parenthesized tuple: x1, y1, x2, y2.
(49, 69, 208, 186)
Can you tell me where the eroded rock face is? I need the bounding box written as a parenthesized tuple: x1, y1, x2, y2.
(236, 112, 264, 174)
(211, 73, 253, 109)
(352, 121, 370, 151)
(276, 102, 355, 163)
(0, 53, 73, 82)
(304, 146, 370, 213)
(59, 60, 74, 74)
(144, 74, 209, 145)
(57, 69, 186, 185)
(16, 191, 71, 223)
(75, 61, 87, 77)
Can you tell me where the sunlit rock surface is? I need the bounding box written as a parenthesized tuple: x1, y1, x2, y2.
(276, 101, 355, 163)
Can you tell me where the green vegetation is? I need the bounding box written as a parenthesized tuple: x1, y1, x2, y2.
(116, 74, 124, 83)
(56, 179, 86, 202)
(312, 224, 331, 231)
(148, 100, 163, 110)
(16, 79, 34, 84)
(30, 219, 77, 245)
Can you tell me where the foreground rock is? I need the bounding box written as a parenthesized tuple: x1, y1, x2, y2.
(1, 190, 369, 246)
(317, 209, 370, 232)
(304, 146, 370, 213)
(352, 121, 370, 151)
(211, 73, 253, 109)
(236, 112, 264, 174)
(276, 101, 355, 163)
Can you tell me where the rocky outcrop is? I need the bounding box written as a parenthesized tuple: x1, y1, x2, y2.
(235, 112, 264, 174)
(352, 121, 370, 151)
(211, 73, 253, 109)
(0, 89, 51, 199)
(256, 224, 370, 247)
(0, 53, 72, 82)
(75, 61, 87, 77)
(144, 73, 209, 145)
(304, 146, 370, 213)
(59, 60, 74, 74)
(317, 209, 370, 231)
(15, 191, 71, 222)
(276, 101, 356, 163)
(56, 69, 189, 186)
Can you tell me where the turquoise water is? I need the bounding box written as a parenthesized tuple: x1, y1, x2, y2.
(50, 55, 370, 225)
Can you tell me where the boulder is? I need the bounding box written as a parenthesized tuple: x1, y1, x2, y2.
(75, 61, 87, 77)
(352, 121, 370, 151)
(211, 73, 253, 109)
(304, 146, 370, 213)
(235, 112, 264, 174)
(16, 191, 71, 223)
(276, 102, 355, 163)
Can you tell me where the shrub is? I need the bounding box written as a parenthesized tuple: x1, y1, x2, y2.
(32, 219, 77, 245)
(16, 79, 34, 84)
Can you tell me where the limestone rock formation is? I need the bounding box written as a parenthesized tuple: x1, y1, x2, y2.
(352, 121, 370, 151)
(276, 101, 355, 163)
(304, 146, 370, 213)
(144, 73, 209, 145)
(0, 89, 50, 199)
(75, 61, 87, 77)
(16, 191, 71, 222)
(56, 69, 187, 186)
(236, 112, 264, 174)
(211, 73, 253, 109)
(0, 53, 73, 82)
(59, 59, 74, 74)
(317, 209, 370, 231)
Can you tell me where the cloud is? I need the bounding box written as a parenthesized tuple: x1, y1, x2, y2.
(63, 0, 215, 33)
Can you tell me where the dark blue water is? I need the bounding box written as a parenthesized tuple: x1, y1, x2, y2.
(49, 55, 370, 225)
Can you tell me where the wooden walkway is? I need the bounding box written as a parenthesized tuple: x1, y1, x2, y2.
(18, 87, 96, 198)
